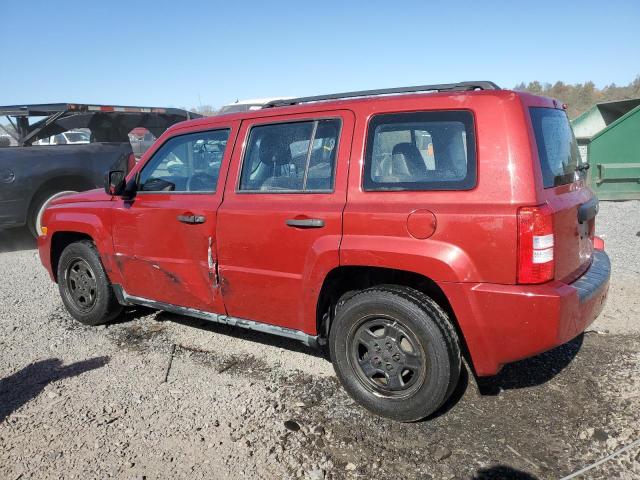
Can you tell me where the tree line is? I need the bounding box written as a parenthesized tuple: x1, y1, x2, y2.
(514, 75, 640, 119)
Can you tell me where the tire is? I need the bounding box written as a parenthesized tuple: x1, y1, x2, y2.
(28, 190, 77, 238)
(57, 240, 123, 326)
(329, 285, 461, 422)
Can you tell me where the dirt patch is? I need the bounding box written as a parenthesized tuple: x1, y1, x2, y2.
(264, 333, 640, 479)
(94, 318, 640, 479)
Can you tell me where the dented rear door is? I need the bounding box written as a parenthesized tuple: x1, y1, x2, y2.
(216, 110, 354, 334)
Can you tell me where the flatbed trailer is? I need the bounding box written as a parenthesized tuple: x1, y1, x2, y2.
(0, 103, 200, 236)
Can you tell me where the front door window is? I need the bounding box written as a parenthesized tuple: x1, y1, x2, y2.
(139, 129, 230, 193)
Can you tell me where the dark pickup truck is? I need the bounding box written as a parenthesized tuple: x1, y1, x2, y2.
(0, 104, 199, 236)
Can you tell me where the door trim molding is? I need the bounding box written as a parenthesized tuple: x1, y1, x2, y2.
(112, 284, 319, 348)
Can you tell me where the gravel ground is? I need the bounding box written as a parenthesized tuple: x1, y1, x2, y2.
(0, 201, 638, 479)
(590, 200, 640, 335)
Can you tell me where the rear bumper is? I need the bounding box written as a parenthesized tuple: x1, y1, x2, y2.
(441, 250, 611, 376)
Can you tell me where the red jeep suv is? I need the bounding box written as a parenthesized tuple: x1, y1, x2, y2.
(38, 81, 610, 421)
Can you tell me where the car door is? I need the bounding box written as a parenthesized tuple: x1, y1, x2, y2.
(111, 122, 238, 313)
(216, 110, 354, 334)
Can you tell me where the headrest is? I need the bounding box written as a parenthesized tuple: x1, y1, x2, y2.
(391, 142, 426, 177)
(259, 133, 291, 166)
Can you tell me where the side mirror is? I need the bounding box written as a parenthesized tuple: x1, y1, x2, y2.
(104, 170, 126, 196)
(122, 177, 138, 200)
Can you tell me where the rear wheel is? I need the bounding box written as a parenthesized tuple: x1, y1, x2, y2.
(29, 190, 77, 237)
(57, 240, 123, 326)
(329, 285, 461, 422)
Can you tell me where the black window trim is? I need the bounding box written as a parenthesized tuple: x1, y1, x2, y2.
(236, 116, 343, 195)
(362, 109, 478, 192)
(136, 127, 232, 196)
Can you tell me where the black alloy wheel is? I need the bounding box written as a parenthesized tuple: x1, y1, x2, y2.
(348, 316, 426, 398)
(64, 258, 98, 311)
(329, 285, 461, 421)
(57, 240, 123, 326)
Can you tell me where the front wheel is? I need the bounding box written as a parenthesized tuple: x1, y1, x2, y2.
(329, 285, 461, 422)
(57, 240, 123, 325)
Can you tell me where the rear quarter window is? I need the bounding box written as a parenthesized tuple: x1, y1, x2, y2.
(529, 107, 583, 188)
(364, 110, 476, 191)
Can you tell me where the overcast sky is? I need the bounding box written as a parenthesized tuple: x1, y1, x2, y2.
(1, 0, 638, 109)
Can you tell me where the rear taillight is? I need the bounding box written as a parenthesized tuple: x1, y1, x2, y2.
(127, 153, 137, 173)
(517, 204, 554, 284)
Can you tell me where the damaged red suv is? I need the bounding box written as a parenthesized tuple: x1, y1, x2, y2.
(38, 81, 610, 421)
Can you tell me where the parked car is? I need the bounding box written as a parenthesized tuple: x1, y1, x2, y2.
(0, 103, 200, 236)
(34, 130, 90, 145)
(37, 82, 610, 421)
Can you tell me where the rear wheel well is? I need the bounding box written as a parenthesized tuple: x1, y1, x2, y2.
(51, 232, 94, 282)
(29, 175, 94, 212)
(316, 266, 469, 360)
(27, 176, 94, 236)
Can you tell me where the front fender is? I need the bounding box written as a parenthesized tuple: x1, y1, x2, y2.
(39, 203, 116, 281)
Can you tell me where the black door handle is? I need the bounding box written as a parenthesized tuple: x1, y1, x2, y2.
(285, 218, 325, 228)
(177, 214, 206, 224)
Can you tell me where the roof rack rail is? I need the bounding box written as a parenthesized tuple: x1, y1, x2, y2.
(263, 81, 500, 108)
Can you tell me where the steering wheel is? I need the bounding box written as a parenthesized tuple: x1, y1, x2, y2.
(187, 173, 216, 192)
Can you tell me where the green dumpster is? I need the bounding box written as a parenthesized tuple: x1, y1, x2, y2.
(571, 99, 640, 200)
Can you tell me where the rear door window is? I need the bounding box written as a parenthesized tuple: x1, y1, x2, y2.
(529, 107, 584, 188)
(364, 110, 476, 191)
(239, 119, 340, 192)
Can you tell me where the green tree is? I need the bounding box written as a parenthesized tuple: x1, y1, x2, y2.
(514, 75, 640, 118)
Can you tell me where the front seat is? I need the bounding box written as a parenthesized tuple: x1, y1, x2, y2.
(258, 134, 302, 191)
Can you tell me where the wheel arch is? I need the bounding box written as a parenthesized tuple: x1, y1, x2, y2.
(50, 231, 95, 282)
(27, 175, 96, 235)
(29, 175, 95, 213)
(316, 265, 474, 370)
